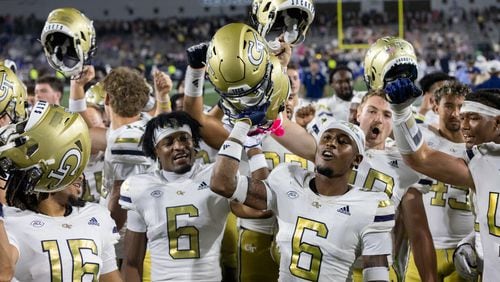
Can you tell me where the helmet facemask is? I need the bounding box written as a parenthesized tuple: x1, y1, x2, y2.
(216, 62, 275, 128)
(251, 0, 315, 50)
(41, 8, 96, 79)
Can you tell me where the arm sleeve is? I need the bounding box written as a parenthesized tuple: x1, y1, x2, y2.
(127, 209, 147, 233)
(361, 199, 395, 256)
(119, 178, 135, 210)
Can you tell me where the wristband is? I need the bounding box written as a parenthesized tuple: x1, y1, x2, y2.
(229, 121, 251, 144)
(184, 67, 205, 97)
(218, 140, 243, 161)
(68, 98, 87, 113)
(230, 175, 248, 203)
(392, 106, 423, 154)
(363, 266, 389, 281)
(249, 153, 268, 172)
(157, 100, 171, 111)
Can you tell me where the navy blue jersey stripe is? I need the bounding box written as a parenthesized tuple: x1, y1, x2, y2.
(466, 149, 475, 160)
(374, 214, 395, 222)
(418, 179, 433, 185)
(111, 149, 145, 156)
(120, 195, 132, 203)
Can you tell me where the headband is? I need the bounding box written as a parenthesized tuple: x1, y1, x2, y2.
(154, 124, 192, 146)
(318, 120, 366, 156)
(460, 101, 500, 117)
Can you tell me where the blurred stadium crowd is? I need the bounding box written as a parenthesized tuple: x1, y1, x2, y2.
(1, 4, 498, 91)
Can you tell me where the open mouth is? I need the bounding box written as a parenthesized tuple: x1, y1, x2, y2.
(321, 150, 334, 160)
(368, 126, 381, 139)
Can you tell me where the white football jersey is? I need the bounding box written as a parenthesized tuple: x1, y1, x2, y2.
(350, 144, 422, 207)
(100, 118, 154, 205)
(4, 203, 119, 282)
(119, 163, 231, 281)
(194, 140, 218, 165)
(315, 91, 365, 122)
(80, 151, 104, 203)
(463, 143, 500, 281)
(419, 126, 474, 248)
(239, 135, 316, 235)
(266, 164, 395, 281)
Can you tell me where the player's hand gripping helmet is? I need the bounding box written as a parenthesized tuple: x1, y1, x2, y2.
(85, 81, 106, 108)
(207, 23, 289, 128)
(0, 65, 27, 124)
(251, 0, 315, 49)
(41, 8, 96, 78)
(0, 101, 91, 193)
(364, 36, 418, 90)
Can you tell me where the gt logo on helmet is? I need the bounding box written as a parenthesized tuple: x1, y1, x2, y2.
(47, 148, 83, 187)
(0, 72, 13, 101)
(248, 33, 265, 66)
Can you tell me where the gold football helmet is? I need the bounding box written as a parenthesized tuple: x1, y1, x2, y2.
(0, 101, 91, 192)
(41, 8, 96, 78)
(251, 0, 315, 48)
(219, 55, 289, 127)
(364, 36, 418, 90)
(0, 65, 27, 123)
(207, 23, 271, 111)
(85, 81, 106, 107)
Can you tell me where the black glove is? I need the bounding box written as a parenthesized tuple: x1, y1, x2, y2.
(186, 42, 209, 69)
(384, 77, 423, 110)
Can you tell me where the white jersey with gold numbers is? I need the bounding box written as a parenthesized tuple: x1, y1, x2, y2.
(119, 163, 231, 281)
(81, 151, 104, 203)
(100, 118, 154, 205)
(266, 164, 395, 281)
(5, 203, 119, 282)
(350, 144, 422, 207)
(419, 125, 474, 248)
(463, 143, 500, 281)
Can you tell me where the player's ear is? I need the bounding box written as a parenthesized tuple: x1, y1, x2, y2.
(352, 154, 363, 168)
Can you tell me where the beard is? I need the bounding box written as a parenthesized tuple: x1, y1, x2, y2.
(174, 164, 193, 174)
(316, 165, 335, 178)
(69, 194, 86, 207)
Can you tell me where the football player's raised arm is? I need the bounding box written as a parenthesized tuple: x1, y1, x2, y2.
(153, 69, 173, 115)
(386, 78, 474, 189)
(0, 207, 18, 282)
(230, 146, 273, 219)
(400, 187, 437, 282)
(272, 116, 317, 162)
(69, 65, 99, 126)
(183, 42, 229, 149)
(210, 121, 268, 211)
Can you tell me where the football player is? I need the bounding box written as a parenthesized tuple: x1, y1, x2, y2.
(405, 80, 475, 281)
(0, 65, 27, 204)
(183, 23, 292, 281)
(0, 102, 120, 281)
(119, 111, 263, 281)
(272, 37, 438, 281)
(211, 119, 394, 281)
(385, 73, 500, 281)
